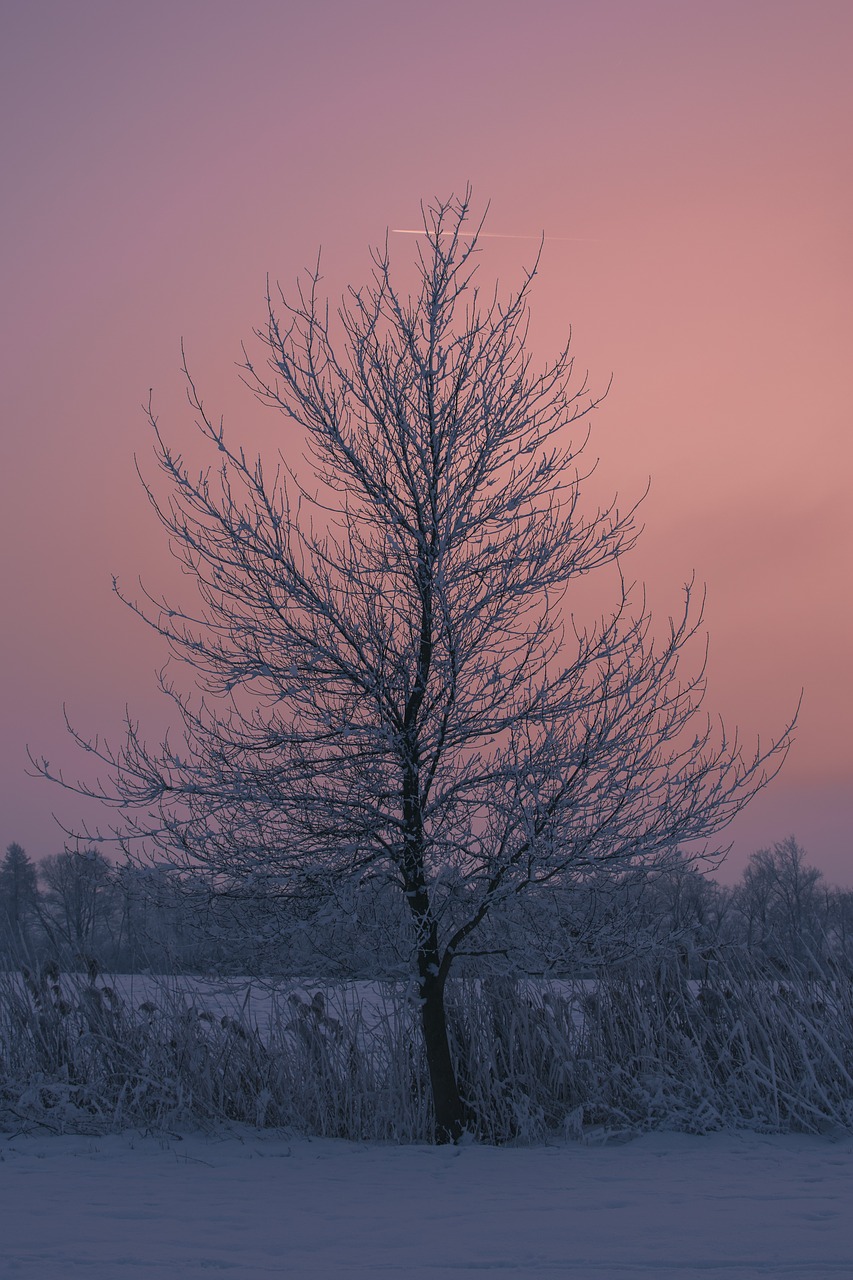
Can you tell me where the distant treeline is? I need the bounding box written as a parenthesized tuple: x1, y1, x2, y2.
(2, 837, 852, 978)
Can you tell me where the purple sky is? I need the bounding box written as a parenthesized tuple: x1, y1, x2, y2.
(1, 0, 851, 884)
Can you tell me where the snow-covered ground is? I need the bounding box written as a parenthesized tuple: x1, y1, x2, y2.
(1, 1128, 851, 1278)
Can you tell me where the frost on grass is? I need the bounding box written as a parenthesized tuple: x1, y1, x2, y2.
(2, 956, 852, 1144)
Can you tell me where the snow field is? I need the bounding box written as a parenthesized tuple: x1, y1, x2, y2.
(1, 1128, 852, 1278)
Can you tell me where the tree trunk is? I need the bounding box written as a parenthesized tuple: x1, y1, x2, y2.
(419, 968, 466, 1143)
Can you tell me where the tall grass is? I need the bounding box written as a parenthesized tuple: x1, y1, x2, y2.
(2, 956, 852, 1142)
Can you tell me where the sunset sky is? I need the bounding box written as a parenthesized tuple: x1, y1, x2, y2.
(1, 0, 850, 884)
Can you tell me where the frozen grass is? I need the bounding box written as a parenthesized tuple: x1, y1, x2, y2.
(2, 957, 852, 1143)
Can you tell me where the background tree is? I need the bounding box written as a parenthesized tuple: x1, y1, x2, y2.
(37, 193, 792, 1140)
(0, 842, 39, 959)
(827, 886, 853, 967)
(37, 848, 118, 968)
(733, 837, 827, 970)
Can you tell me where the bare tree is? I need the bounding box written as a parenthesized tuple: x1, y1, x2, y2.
(37, 849, 117, 966)
(35, 192, 792, 1140)
(734, 837, 826, 969)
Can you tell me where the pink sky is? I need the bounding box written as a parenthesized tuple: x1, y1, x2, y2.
(1, 0, 850, 884)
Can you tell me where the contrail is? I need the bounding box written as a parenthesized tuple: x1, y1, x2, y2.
(391, 229, 597, 242)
